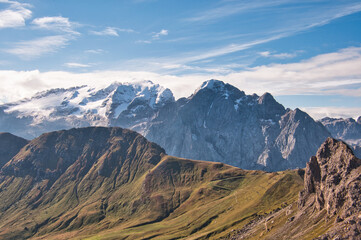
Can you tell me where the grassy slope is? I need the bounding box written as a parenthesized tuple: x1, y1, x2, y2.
(35, 157, 303, 240)
(0, 153, 304, 240)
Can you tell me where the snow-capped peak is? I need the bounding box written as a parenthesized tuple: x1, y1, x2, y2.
(3, 81, 175, 126)
(195, 79, 226, 93)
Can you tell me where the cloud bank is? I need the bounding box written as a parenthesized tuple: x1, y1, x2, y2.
(0, 0, 32, 29)
(0, 46, 360, 119)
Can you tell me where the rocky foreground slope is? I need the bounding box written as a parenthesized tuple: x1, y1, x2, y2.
(0, 80, 331, 171)
(225, 137, 361, 240)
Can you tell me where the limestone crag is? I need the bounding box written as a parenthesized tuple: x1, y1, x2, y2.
(144, 80, 330, 171)
(299, 138, 361, 239)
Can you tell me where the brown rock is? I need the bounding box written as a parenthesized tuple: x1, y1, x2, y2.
(299, 138, 361, 238)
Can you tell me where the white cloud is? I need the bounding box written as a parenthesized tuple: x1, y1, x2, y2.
(137, 29, 168, 44)
(85, 49, 105, 54)
(0, 46, 360, 119)
(221, 47, 361, 96)
(259, 51, 297, 59)
(89, 27, 135, 37)
(185, 0, 289, 22)
(32, 16, 79, 34)
(300, 107, 361, 120)
(0, 0, 32, 28)
(176, 1, 361, 65)
(64, 62, 91, 68)
(90, 27, 118, 36)
(136, 40, 152, 44)
(142, 34, 286, 66)
(186, 1, 361, 25)
(152, 29, 168, 39)
(259, 51, 271, 57)
(4, 35, 71, 59)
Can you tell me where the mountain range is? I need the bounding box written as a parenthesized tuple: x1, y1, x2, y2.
(320, 116, 361, 147)
(0, 79, 338, 171)
(0, 127, 360, 239)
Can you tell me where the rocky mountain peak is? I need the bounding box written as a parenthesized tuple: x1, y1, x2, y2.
(1, 127, 165, 181)
(299, 138, 361, 238)
(193, 79, 245, 98)
(357, 116, 361, 124)
(257, 92, 285, 118)
(198, 79, 225, 91)
(258, 92, 274, 104)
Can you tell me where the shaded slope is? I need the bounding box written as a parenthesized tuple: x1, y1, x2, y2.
(0, 127, 166, 239)
(0, 132, 28, 169)
(0, 127, 304, 240)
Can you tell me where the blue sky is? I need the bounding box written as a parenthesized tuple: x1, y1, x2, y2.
(0, 0, 361, 119)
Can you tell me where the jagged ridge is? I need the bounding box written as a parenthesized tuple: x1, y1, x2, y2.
(0, 79, 331, 171)
(224, 137, 361, 239)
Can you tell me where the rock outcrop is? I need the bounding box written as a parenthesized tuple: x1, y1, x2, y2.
(299, 138, 361, 239)
(223, 137, 361, 240)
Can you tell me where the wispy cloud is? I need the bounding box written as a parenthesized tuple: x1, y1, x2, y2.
(1, 46, 360, 101)
(0, 0, 32, 28)
(222, 46, 361, 97)
(32, 16, 79, 34)
(130, 34, 286, 69)
(64, 62, 91, 68)
(137, 29, 169, 44)
(4, 35, 71, 59)
(152, 29, 168, 39)
(300, 107, 361, 120)
(136, 40, 152, 44)
(89, 27, 135, 37)
(158, 2, 361, 68)
(85, 49, 106, 54)
(185, 0, 291, 22)
(259, 51, 297, 59)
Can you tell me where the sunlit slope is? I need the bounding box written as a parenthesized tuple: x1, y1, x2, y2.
(0, 127, 304, 239)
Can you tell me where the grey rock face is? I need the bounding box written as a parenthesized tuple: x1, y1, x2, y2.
(0, 79, 331, 171)
(320, 117, 361, 155)
(143, 80, 330, 171)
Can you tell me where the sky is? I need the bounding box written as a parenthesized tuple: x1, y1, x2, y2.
(0, 0, 361, 119)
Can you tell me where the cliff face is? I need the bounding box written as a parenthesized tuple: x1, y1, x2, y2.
(145, 80, 330, 171)
(299, 138, 361, 239)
